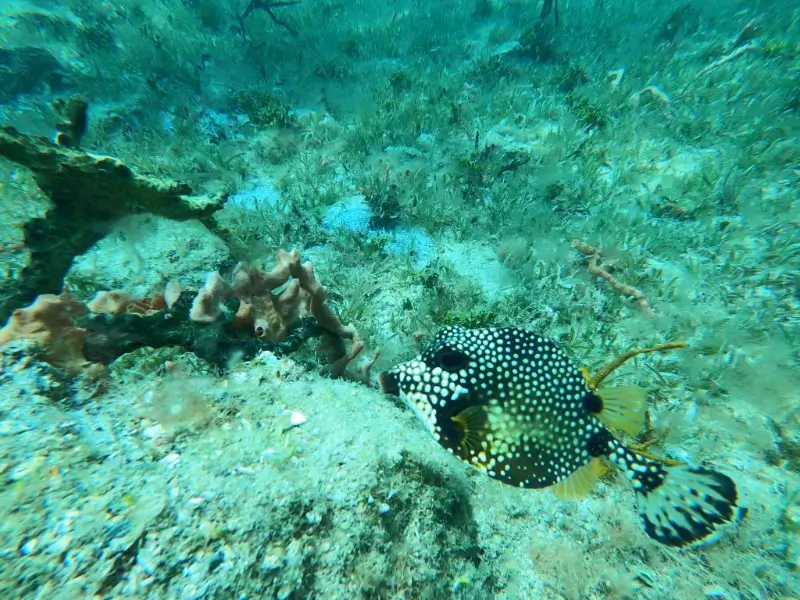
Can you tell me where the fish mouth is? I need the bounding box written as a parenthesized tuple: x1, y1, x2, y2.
(378, 371, 400, 396)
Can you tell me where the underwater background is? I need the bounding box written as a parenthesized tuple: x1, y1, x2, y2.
(0, 0, 798, 598)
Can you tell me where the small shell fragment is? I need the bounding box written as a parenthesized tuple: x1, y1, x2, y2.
(278, 410, 307, 431)
(142, 424, 167, 439)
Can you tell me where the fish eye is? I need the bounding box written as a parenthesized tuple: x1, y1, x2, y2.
(435, 346, 470, 372)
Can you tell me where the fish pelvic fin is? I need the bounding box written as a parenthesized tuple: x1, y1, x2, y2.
(552, 457, 608, 500)
(607, 442, 745, 547)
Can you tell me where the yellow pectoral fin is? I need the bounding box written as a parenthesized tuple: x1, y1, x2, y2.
(452, 405, 489, 453)
(595, 386, 648, 437)
(552, 458, 604, 500)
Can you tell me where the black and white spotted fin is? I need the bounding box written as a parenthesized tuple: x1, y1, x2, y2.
(609, 443, 744, 547)
(637, 465, 744, 547)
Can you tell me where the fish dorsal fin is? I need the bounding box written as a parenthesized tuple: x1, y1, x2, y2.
(595, 386, 648, 437)
(552, 458, 606, 500)
(452, 406, 488, 452)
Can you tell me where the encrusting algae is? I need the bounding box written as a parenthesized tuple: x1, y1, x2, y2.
(380, 325, 745, 547)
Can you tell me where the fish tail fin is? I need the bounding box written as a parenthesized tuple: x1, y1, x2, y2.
(608, 442, 745, 547)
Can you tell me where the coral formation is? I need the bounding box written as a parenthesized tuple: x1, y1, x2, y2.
(0, 250, 363, 378)
(229, 87, 296, 128)
(0, 293, 93, 376)
(191, 249, 364, 376)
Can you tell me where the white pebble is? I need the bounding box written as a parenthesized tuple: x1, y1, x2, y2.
(161, 452, 180, 468)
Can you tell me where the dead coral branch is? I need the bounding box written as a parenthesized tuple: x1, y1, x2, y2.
(237, 0, 300, 40)
(589, 341, 688, 389)
(571, 240, 654, 317)
(679, 42, 761, 97)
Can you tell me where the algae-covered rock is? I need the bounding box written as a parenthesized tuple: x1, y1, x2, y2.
(0, 126, 229, 323)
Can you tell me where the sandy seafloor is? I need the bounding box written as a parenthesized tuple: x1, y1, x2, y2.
(1, 0, 799, 598)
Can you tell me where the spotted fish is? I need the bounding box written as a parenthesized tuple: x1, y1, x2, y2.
(379, 326, 744, 547)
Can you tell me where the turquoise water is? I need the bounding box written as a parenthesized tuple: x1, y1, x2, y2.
(0, 1, 798, 598)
